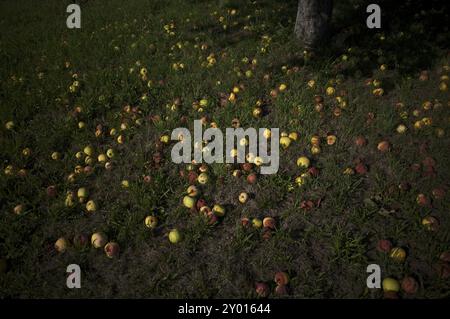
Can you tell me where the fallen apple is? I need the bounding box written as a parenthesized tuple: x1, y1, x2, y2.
(422, 216, 439, 231)
(355, 136, 367, 147)
(296, 156, 310, 168)
(86, 200, 97, 212)
(104, 242, 120, 258)
(376, 239, 392, 253)
(13, 204, 24, 215)
(263, 217, 276, 230)
(274, 284, 288, 296)
(389, 247, 406, 263)
(279, 136, 291, 149)
(145, 215, 158, 228)
(5, 121, 14, 130)
(238, 192, 249, 204)
(288, 132, 298, 141)
(197, 172, 209, 184)
(401, 276, 418, 294)
(83, 146, 94, 156)
(247, 173, 257, 184)
(183, 196, 196, 209)
(212, 204, 225, 217)
(186, 185, 198, 197)
(55, 237, 69, 253)
(416, 194, 429, 207)
(382, 277, 400, 292)
(274, 271, 289, 285)
(252, 218, 262, 228)
(77, 187, 88, 200)
(377, 141, 390, 152)
(97, 153, 107, 163)
(51, 152, 60, 160)
(91, 232, 108, 248)
(169, 229, 182, 244)
(255, 282, 269, 298)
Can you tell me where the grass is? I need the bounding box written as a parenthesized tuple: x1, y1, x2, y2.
(0, 0, 449, 298)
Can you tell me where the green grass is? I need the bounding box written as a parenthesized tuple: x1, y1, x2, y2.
(0, 0, 449, 298)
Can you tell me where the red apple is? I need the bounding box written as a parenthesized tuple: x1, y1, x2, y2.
(247, 173, 257, 184)
(255, 282, 269, 298)
(401, 277, 418, 294)
(274, 272, 289, 286)
(104, 242, 120, 258)
(46, 185, 57, 197)
(274, 284, 288, 296)
(377, 239, 392, 253)
(355, 136, 367, 147)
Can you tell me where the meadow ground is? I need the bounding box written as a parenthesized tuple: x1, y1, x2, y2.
(0, 0, 449, 298)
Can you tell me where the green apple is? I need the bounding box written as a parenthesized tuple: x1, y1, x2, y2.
(183, 196, 195, 209)
(77, 187, 88, 199)
(106, 148, 115, 158)
(169, 229, 182, 243)
(83, 145, 94, 156)
(382, 277, 400, 292)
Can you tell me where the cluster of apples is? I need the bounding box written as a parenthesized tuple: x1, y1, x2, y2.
(241, 216, 276, 240)
(255, 271, 290, 298)
(180, 165, 226, 228)
(54, 233, 119, 258)
(312, 86, 349, 118)
(295, 155, 320, 187)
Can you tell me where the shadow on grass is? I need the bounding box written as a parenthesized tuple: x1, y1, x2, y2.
(261, 0, 449, 76)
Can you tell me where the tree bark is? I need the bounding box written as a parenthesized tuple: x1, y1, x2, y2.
(294, 0, 333, 49)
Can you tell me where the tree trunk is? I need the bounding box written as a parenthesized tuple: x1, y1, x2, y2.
(294, 0, 333, 49)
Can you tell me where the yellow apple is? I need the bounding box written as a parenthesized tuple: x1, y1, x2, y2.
(86, 200, 97, 212)
(145, 216, 158, 228)
(83, 146, 93, 156)
(252, 218, 262, 228)
(51, 152, 60, 160)
(238, 192, 249, 204)
(55, 237, 69, 253)
(183, 196, 196, 209)
(280, 137, 291, 149)
(288, 132, 298, 141)
(382, 277, 400, 292)
(5, 121, 14, 130)
(389, 247, 406, 263)
(91, 232, 108, 248)
(106, 148, 114, 158)
(97, 154, 107, 163)
(296, 156, 310, 168)
(197, 173, 209, 184)
(212, 204, 225, 217)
